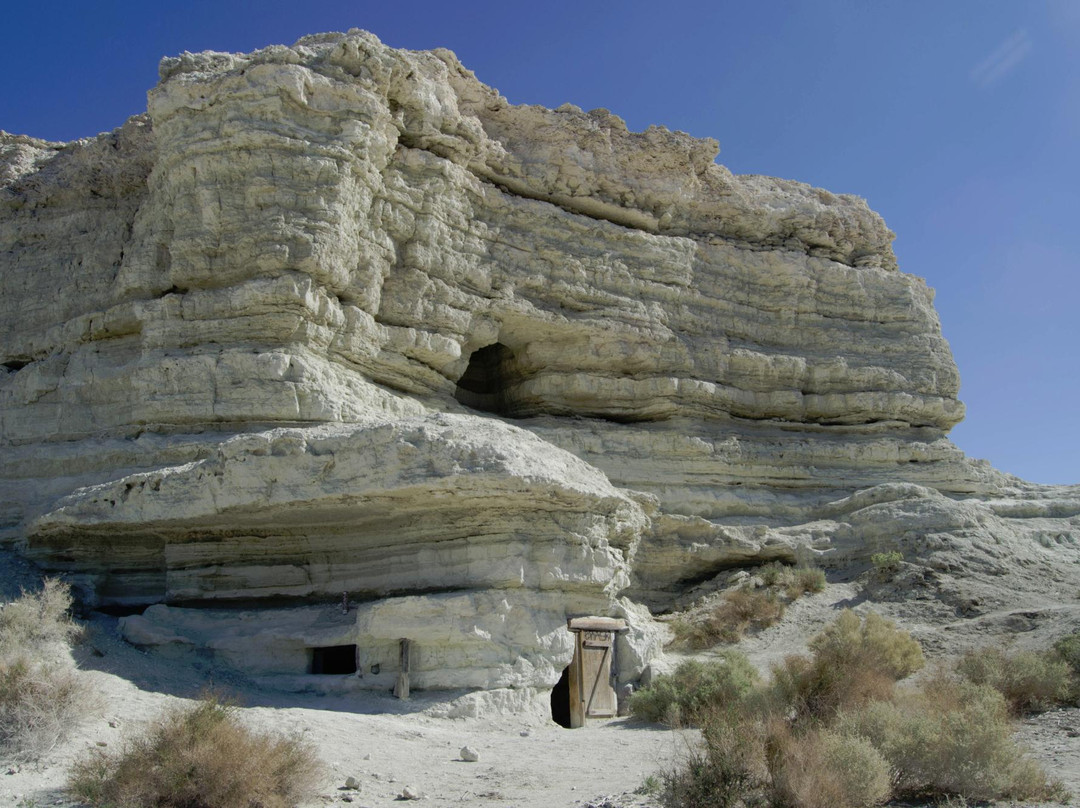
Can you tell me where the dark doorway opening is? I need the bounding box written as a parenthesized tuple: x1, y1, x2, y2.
(309, 644, 357, 675)
(454, 342, 516, 416)
(551, 664, 572, 728)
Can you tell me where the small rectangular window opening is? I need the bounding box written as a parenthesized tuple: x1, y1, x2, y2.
(309, 644, 358, 674)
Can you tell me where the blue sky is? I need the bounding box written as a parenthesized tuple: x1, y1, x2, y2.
(3, 1, 1077, 484)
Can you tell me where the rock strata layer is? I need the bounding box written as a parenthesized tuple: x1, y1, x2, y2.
(2, 30, 1078, 703)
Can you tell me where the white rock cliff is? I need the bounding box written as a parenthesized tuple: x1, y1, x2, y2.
(2, 30, 1077, 706)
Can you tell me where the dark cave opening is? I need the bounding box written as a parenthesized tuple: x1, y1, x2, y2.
(454, 342, 516, 416)
(550, 664, 573, 728)
(309, 644, 358, 675)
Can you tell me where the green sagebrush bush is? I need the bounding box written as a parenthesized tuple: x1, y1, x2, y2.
(838, 675, 1065, 802)
(69, 694, 321, 808)
(0, 579, 94, 763)
(629, 653, 759, 726)
(956, 646, 1071, 714)
(870, 551, 903, 576)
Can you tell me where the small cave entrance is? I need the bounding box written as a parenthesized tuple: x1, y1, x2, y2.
(550, 664, 573, 728)
(309, 644, 358, 675)
(454, 342, 517, 416)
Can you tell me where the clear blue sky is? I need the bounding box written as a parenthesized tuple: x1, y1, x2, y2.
(3, 1, 1077, 484)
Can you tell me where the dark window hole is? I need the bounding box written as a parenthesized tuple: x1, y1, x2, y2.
(309, 644, 358, 675)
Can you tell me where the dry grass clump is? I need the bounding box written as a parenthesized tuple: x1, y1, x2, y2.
(0, 579, 95, 763)
(70, 694, 321, 808)
(672, 563, 825, 650)
(638, 610, 1066, 808)
(956, 645, 1073, 714)
(0, 658, 89, 763)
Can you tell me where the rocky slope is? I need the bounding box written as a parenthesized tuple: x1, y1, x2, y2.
(2, 30, 1077, 710)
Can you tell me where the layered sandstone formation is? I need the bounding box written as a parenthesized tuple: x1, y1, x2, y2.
(2, 30, 1078, 705)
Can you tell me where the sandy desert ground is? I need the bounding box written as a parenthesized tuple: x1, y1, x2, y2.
(2, 548, 1079, 808)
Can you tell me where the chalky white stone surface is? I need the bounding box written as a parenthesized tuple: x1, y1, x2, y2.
(2, 30, 1078, 697)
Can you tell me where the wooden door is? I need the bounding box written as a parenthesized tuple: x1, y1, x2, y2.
(568, 629, 617, 727)
(581, 630, 617, 718)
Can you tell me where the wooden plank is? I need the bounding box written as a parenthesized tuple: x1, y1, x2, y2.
(394, 638, 411, 700)
(567, 617, 626, 632)
(568, 632, 586, 728)
(582, 643, 617, 718)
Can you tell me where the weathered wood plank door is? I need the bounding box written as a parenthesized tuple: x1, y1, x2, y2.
(566, 617, 626, 728)
(581, 630, 616, 718)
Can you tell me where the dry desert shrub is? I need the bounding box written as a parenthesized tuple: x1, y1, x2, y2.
(767, 724, 891, 808)
(1053, 632, 1080, 702)
(767, 610, 923, 721)
(673, 588, 784, 649)
(671, 563, 826, 650)
(662, 710, 891, 808)
(0, 579, 95, 763)
(789, 566, 826, 597)
(662, 709, 768, 808)
(713, 589, 785, 640)
(0, 656, 91, 763)
(1054, 632, 1080, 676)
(645, 610, 1065, 808)
(810, 610, 924, 680)
(767, 651, 897, 723)
(759, 562, 827, 599)
(629, 653, 759, 725)
(956, 645, 1072, 714)
(838, 674, 1065, 802)
(69, 694, 321, 808)
(0, 578, 81, 651)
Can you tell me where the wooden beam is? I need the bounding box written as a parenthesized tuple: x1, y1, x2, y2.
(568, 631, 585, 728)
(394, 638, 411, 700)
